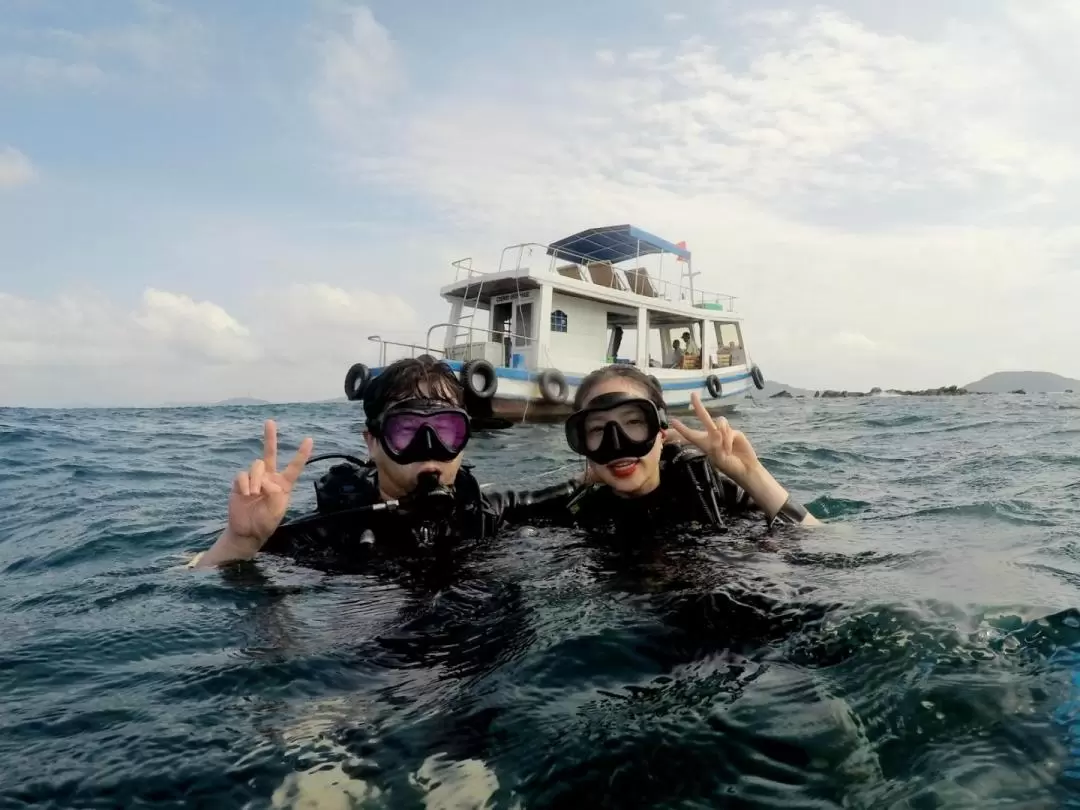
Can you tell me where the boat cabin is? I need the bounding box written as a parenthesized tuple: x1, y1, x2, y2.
(434, 224, 746, 376)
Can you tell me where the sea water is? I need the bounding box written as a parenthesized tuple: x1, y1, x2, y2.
(3, 395, 1080, 808)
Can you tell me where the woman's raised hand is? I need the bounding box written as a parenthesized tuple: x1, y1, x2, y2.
(669, 392, 761, 487)
(226, 420, 314, 547)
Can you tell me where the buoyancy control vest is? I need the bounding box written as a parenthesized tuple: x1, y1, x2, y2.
(565, 443, 757, 538)
(262, 459, 547, 568)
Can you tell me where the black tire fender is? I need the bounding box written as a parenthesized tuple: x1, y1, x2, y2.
(751, 365, 766, 391)
(344, 363, 371, 401)
(705, 374, 722, 399)
(537, 368, 569, 404)
(461, 359, 498, 399)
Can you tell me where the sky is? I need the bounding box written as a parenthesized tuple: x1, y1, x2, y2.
(3, 0, 1080, 407)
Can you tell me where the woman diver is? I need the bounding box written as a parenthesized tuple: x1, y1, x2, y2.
(559, 365, 820, 537)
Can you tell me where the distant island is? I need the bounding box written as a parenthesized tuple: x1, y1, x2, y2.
(214, 397, 270, 406)
(964, 371, 1080, 394)
(759, 370, 1079, 400)
(161, 397, 271, 408)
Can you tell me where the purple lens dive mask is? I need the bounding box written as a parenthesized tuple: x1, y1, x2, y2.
(383, 412, 469, 455)
(369, 399, 471, 464)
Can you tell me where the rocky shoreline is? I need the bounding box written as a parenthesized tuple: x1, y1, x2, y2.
(767, 385, 973, 399)
(766, 385, 1054, 399)
(815, 385, 971, 398)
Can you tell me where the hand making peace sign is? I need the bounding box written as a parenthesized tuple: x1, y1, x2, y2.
(669, 392, 762, 488)
(227, 420, 314, 546)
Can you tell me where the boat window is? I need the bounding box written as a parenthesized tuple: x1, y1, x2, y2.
(716, 322, 742, 347)
(551, 309, 568, 333)
(644, 311, 703, 369)
(713, 321, 745, 367)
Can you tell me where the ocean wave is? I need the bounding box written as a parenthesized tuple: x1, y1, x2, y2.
(898, 500, 1057, 526)
(861, 413, 931, 428)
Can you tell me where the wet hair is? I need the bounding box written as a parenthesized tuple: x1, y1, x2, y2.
(363, 356, 464, 424)
(573, 365, 666, 411)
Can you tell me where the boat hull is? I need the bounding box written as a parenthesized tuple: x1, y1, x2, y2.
(442, 362, 753, 423)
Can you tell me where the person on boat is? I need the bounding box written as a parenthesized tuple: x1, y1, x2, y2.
(681, 329, 700, 357)
(190, 356, 577, 570)
(558, 365, 820, 537)
(669, 339, 684, 368)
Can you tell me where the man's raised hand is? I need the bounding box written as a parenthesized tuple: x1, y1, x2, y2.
(226, 420, 314, 547)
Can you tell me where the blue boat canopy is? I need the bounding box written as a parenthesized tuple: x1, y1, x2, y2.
(546, 224, 691, 265)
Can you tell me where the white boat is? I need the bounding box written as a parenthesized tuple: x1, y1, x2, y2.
(350, 224, 766, 423)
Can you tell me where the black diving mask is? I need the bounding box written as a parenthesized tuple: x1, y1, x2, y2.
(565, 392, 668, 465)
(367, 398, 471, 465)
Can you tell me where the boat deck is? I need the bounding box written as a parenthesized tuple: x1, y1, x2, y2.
(442, 227, 738, 316)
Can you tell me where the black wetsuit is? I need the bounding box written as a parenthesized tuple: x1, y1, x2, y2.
(262, 460, 576, 570)
(564, 443, 784, 540)
(263, 444, 804, 570)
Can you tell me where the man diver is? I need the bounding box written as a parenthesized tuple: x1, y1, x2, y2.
(191, 356, 576, 570)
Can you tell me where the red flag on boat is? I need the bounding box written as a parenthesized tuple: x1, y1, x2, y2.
(675, 241, 688, 262)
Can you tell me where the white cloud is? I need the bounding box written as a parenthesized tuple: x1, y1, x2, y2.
(263, 282, 415, 330)
(321, 6, 1080, 225)
(0, 288, 258, 368)
(664, 12, 687, 24)
(257, 282, 419, 366)
(0, 1, 208, 91)
(0, 283, 419, 406)
(829, 332, 878, 353)
(0, 54, 106, 88)
(132, 289, 258, 363)
(0, 146, 35, 188)
(739, 10, 798, 29)
(310, 3, 403, 131)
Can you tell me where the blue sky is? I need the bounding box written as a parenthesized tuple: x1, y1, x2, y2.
(4, 0, 1080, 406)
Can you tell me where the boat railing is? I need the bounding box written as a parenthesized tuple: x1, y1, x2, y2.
(369, 323, 543, 367)
(494, 242, 738, 312)
(451, 257, 485, 282)
(425, 322, 540, 366)
(367, 335, 446, 367)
